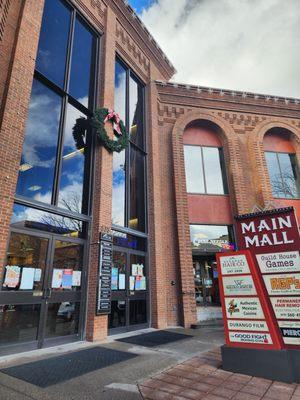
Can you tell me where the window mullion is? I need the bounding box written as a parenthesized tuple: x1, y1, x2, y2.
(201, 147, 207, 194)
(52, 9, 75, 205)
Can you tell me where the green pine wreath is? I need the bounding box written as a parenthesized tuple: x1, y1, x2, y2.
(72, 107, 129, 153)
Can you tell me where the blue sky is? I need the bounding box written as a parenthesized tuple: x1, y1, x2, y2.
(128, 0, 152, 14)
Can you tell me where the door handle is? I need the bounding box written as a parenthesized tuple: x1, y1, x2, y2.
(43, 288, 52, 299)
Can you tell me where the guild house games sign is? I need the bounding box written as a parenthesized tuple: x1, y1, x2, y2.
(96, 232, 113, 315)
(235, 207, 300, 348)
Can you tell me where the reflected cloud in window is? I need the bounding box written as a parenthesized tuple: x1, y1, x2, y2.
(16, 79, 62, 203)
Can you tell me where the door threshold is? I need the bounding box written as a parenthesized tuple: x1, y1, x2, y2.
(0, 340, 97, 367)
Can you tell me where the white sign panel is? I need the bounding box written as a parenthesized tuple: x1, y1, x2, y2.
(220, 254, 250, 275)
(229, 332, 273, 345)
(278, 321, 300, 345)
(256, 251, 300, 274)
(263, 273, 300, 295)
(270, 297, 300, 320)
(223, 275, 256, 296)
(225, 297, 265, 319)
(227, 320, 268, 332)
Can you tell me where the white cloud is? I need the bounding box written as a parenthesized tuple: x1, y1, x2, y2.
(141, 0, 300, 97)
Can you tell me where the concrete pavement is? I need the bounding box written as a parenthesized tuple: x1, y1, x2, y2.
(0, 326, 224, 400)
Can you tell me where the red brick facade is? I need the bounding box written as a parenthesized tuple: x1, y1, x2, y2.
(0, 0, 299, 345)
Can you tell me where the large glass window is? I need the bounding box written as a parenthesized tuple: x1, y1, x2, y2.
(265, 152, 300, 198)
(112, 59, 146, 232)
(190, 224, 233, 253)
(16, 0, 97, 216)
(184, 145, 227, 194)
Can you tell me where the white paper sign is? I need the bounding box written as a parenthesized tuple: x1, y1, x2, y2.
(129, 276, 135, 291)
(229, 332, 273, 345)
(20, 268, 35, 290)
(270, 297, 300, 319)
(223, 275, 256, 296)
(256, 251, 300, 274)
(52, 269, 63, 288)
(119, 274, 125, 290)
(225, 297, 265, 319)
(227, 320, 269, 332)
(220, 255, 250, 275)
(34, 268, 42, 282)
(3, 266, 20, 288)
(278, 320, 300, 345)
(263, 273, 300, 295)
(72, 271, 81, 287)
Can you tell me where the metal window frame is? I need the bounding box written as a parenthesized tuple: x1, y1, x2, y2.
(114, 56, 148, 235)
(183, 144, 229, 195)
(265, 150, 300, 199)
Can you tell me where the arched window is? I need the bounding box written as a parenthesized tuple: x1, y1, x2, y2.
(264, 128, 300, 199)
(183, 120, 228, 195)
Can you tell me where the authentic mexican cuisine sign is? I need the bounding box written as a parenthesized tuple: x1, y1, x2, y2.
(218, 207, 300, 349)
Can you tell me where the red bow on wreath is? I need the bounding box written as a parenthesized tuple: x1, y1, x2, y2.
(104, 109, 122, 135)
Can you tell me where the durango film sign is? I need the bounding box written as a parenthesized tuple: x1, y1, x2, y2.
(235, 207, 300, 254)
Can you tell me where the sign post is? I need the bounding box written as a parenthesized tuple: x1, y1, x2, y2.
(217, 207, 300, 383)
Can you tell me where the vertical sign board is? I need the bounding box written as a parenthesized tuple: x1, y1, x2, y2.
(235, 207, 300, 348)
(96, 232, 113, 315)
(217, 250, 281, 349)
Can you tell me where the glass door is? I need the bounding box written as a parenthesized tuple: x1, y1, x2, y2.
(0, 230, 86, 354)
(42, 239, 84, 343)
(109, 248, 148, 331)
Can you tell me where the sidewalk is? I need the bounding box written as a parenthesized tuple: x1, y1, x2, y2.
(139, 348, 300, 400)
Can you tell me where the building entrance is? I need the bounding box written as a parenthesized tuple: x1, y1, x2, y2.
(0, 229, 86, 355)
(193, 255, 221, 306)
(108, 245, 148, 332)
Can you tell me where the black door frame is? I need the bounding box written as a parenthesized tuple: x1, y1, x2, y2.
(109, 245, 149, 334)
(0, 226, 87, 355)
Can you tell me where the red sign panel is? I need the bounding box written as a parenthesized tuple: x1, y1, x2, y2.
(234, 207, 300, 349)
(235, 207, 300, 254)
(217, 250, 282, 350)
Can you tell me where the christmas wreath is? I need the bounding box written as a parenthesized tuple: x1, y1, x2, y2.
(73, 108, 129, 153)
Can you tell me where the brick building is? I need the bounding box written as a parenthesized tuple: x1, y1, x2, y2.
(0, 0, 299, 355)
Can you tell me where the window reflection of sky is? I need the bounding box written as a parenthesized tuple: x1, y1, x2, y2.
(58, 103, 87, 213)
(69, 18, 94, 107)
(112, 151, 126, 226)
(17, 79, 61, 203)
(36, 0, 70, 88)
(114, 62, 126, 123)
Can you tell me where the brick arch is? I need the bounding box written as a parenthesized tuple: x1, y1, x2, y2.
(171, 110, 246, 327)
(248, 119, 300, 206)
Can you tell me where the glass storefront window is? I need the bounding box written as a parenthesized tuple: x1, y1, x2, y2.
(2, 232, 48, 292)
(112, 58, 146, 233)
(0, 304, 41, 345)
(184, 145, 227, 194)
(11, 204, 84, 238)
(193, 258, 220, 306)
(16, 0, 97, 215)
(45, 302, 80, 338)
(36, 0, 71, 88)
(109, 300, 126, 328)
(129, 147, 145, 231)
(16, 79, 62, 203)
(265, 151, 300, 198)
(190, 224, 233, 253)
(112, 231, 147, 252)
(69, 18, 95, 107)
(58, 103, 88, 213)
(112, 150, 126, 227)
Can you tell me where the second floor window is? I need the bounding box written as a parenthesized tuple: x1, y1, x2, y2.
(184, 145, 228, 195)
(16, 0, 97, 215)
(265, 152, 300, 198)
